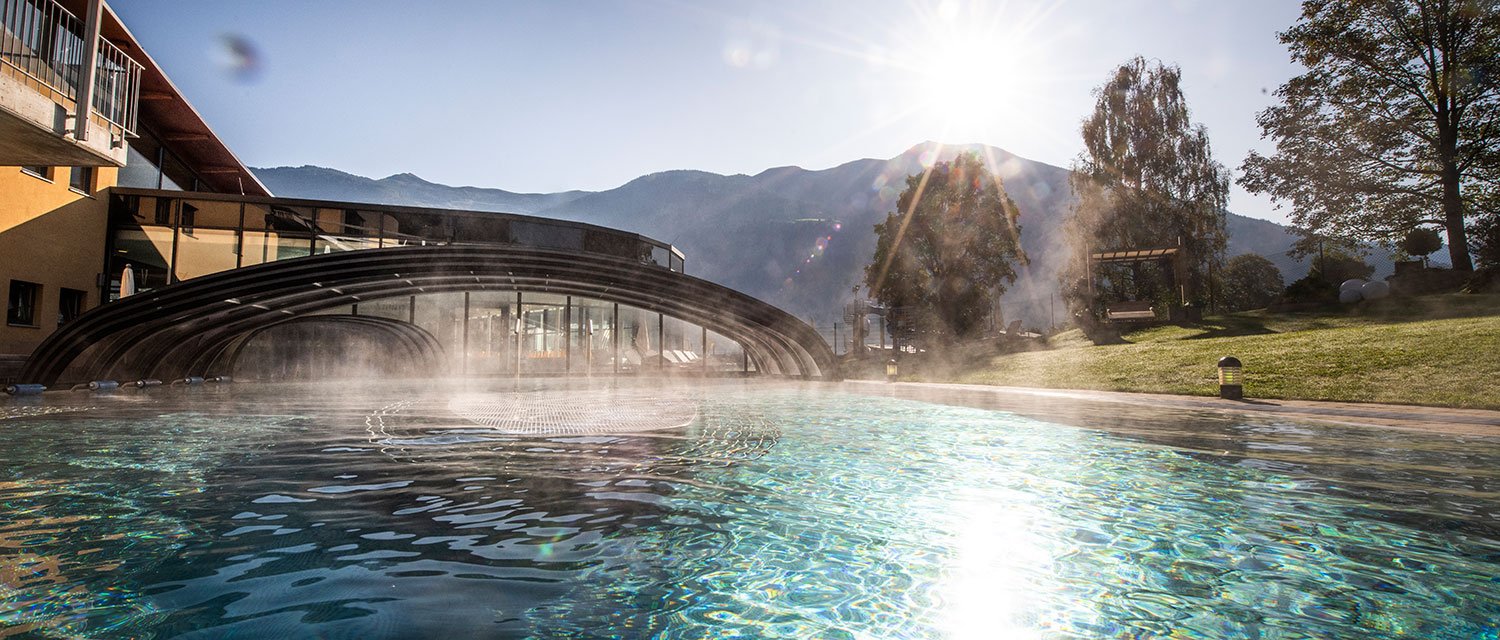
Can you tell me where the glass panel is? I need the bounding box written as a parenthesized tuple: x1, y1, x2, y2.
(108, 193, 147, 227)
(570, 297, 614, 374)
(387, 211, 450, 245)
(305, 306, 354, 316)
(411, 292, 465, 371)
(68, 166, 93, 192)
(512, 221, 583, 251)
(315, 208, 346, 233)
(661, 315, 702, 369)
(182, 199, 240, 229)
(518, 292, 567, 374)
(57, 288, 86, 326)
(356, 296, 413, 322)
(453, 215, 510, 244)
(706, 329, 742, 372)
(466, 291, 517, 375)
(109, 227, 173, 295)
(267, 205, 317, 234)
(650, 244, 670, 269)
(313, 234, 378, 255)
(269, 233, 311, 262)
(615, 304, 656, 373)
(342, 210, 382, 238)
(240, 231, 270, 267)
(158, 147, 200, 191)
(6, 281, 38, 326)
(174, 228, 240, 281)
(241, 204, 272, 231)
(119, 137, 184, 190)
(583, 230, 645, 260)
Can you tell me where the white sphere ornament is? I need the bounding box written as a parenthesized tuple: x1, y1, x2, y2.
(1339, 288, 1364, 304)
(1361, 280, 1390, 300)
(1340, 279, 1368, 294)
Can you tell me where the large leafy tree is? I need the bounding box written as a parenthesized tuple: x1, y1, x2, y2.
(1220, 254, 1286, 311)
(1066, 57, 1230, 313)
(864, 153, 1026, 340)
(1240, 0, 1500, 272)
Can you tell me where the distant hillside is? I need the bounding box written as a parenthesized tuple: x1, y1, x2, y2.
(253, 143, 1330, 328)
(256, 166, 589, 215)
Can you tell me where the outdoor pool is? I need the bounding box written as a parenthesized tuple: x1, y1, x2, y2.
(1, 380, 1497, 638)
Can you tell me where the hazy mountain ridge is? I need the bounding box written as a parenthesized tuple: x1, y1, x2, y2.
(254, 165, 590, 214)
(254, 143, 1319, 326)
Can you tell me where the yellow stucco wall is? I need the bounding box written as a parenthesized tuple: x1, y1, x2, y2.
(0, 165, 118, 355)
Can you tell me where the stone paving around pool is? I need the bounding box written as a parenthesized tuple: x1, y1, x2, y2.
(844, 381, 1500, 436)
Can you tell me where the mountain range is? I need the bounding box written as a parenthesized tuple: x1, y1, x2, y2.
(254, 142, 1317, 328)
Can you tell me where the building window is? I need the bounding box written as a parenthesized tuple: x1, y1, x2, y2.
(21, 166, 53, 181)
(58, 288, 86, 326)
(69, 166, 95, 194)
(6, 280, 40, 327)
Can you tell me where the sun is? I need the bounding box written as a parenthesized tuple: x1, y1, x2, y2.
(920, 34, 1028, 131)
(899, 0, 1056, 137)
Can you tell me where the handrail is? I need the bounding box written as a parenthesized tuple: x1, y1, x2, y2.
(0, 0, 141, 135)
(0, 0, 85, 100)
(92, 34, 140, 133)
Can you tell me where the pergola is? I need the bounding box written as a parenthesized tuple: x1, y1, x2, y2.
(1086, 245, 1193, 322)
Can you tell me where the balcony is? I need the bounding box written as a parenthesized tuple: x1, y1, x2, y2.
(0, 0, 140, 166)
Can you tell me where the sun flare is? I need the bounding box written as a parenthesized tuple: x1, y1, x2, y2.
(920, 34, 1028, 130)
(897, 0, 1057, 138)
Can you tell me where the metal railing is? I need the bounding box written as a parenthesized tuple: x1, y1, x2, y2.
(1, 0, 141, 134)
(93, 35, 139, 133)
(0, 0, 85, 100)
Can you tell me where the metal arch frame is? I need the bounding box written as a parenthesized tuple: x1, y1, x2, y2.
(208, 315, 446, 379)
(22, 245, 837, 385)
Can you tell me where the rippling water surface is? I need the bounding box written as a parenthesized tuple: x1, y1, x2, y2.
(1, 380, 1497, 639)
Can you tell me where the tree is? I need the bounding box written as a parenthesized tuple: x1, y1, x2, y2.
(864, 153, 1026, 341)
(1220, 254, 1285, 311)
(1065, 57, 1231, 316)
(1288, 230, 1377, 282)
(1401, 227, 1444, 265)
(1473, 213, 1500, 268)
(1240, 0, 1500, 272)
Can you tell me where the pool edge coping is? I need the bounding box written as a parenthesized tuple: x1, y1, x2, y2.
(841, 380, 1500, 437)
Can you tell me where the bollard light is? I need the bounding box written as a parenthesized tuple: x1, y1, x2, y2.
(885, 358, 898, 383)
(1217, 356, 1243, 400)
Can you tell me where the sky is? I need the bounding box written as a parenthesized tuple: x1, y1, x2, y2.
(110, 0, 1306, 224)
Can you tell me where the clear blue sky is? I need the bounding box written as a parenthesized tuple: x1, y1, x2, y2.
(111, 0, 1305, 223)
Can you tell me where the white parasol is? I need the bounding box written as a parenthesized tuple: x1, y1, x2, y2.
(119, 264, 136, 298)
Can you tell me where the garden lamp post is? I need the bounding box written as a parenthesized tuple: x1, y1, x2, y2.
(886, 358, 898, 383)
(1218, 356, 1243, 400)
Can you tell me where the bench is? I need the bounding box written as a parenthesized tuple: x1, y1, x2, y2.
(1105, 300, 1156, 322)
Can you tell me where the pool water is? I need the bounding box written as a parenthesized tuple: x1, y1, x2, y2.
(1, 380, 1497, 638)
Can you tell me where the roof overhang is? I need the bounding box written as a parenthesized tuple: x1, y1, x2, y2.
(59, 0, 270, 196)
(1090, 248, 1180, 264)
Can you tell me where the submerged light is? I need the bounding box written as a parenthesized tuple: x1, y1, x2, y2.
(1218, 356, 1243, 400)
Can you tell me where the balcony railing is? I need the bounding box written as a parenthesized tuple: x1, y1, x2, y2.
(93, 34, 138, 133)
(1, 0, 141, 135)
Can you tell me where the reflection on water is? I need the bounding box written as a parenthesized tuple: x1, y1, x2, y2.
(0, 380, 1496, 638)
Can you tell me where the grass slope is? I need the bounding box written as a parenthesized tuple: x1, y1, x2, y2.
(950, 294, 1500, 409)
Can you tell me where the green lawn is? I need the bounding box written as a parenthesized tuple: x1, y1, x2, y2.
(941, 294, 1500, 409)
